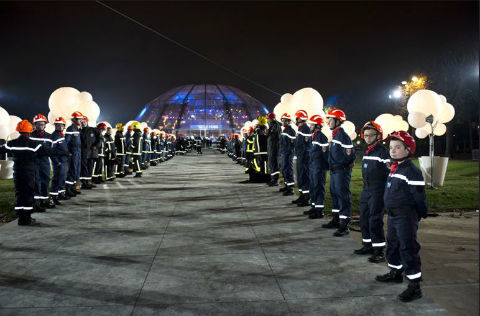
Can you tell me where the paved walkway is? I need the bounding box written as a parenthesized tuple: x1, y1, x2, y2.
(0, 150, 451, 315)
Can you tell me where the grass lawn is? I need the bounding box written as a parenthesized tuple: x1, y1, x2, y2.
(290, 158, 478, 214)
(0, 158, 478, 224)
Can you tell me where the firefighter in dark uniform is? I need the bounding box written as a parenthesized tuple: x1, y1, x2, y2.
(322, 108, 356, 236)
(244, 127, 255, 173)
(150, 130, 158, 166)
(114, 123, 126, 177)
(305, 115, 329, 219)
(233, 134, 241, 163)
(104, 126, 117, 180)
(124, 125, 133, 175)
(279, 113, 295, 195)
(65, 111, 83, 197)
(30, 114, 54, 210)
(354, 121, 390, 262)
(141, 127, 150, 169)
(0, 139, 7, 160)
(251, 116, 269, 183)
(375, 131, 427, 302)
(266, 112, 282, 186)
(50, 117, 70, 205)
(292, 110, 312, 207)
(6, 120, 49, 225)
(92, 122, 107, 184)
(195, 135, 203, 154)
(80, 116, 101, 189)
(131, 121, 143, 177)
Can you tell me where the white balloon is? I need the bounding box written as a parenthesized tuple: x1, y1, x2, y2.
(342, 121, 356, 136)
(321, 124, 332, 141)
(291, 87, 324, 121)
(273, 102, 289, 122)
(399, 120, 409, 132)
(78, 100, 100, 123)
(407, 89, 442, 118)
(47, 111, 58, 124)
(407, 112, 427, 128)
(438, 103, 455, 124)
(280, 93, 293, 104)
(415, 127, 430, 139)
(8, 116, 21, 134)
(79, 91, 93, 102)
(433, 123, 447, 136)
(48, 87, 81, 117)
(7, 131, 20, 141)
(45, 123, 55, 134)
(438, 95, 447, 104)
(349, 132, 357, 141)
(0, 125, 9, 140)
(0, 106, 9, 127)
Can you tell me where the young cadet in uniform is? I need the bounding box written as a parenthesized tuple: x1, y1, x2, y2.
(31, 114, 54, 210)
(80, 116, 101, 188)
(304, 115, 329, 219)
(375, 131, 427, 302)
(104, 126, 117, 181)
(92, 122, 107, 184)
(114, 123, 126, 178)
(124, 124, 133, 175)
(130, 121, 143, 177)
(6, 120, 49, 225)
(354, 121, 390, 262)
(266, 112, 282, 186)
(141, 127, 150, 169)
(279, 113, 296, 195)
(65, 111, 83, 197)
(292, 110, 311, 207)
(322, 108, 356, 237)
(50, 117, 70, 205)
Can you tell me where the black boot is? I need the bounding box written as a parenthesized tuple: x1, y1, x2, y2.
(375, 269, 404, 283)
(291, 193, 304, 204)
(297, 194, 310, 207)
(45, 198, 56, 209)
(51, 195, 61, 206)
(333, 220, 350, 237)
(134, 173, 142, 178)
(66, 186, 76, 197)
(322, 214, 339, 229)
(279, 185, 287, 192)
(368, 247, 386, 263)
(18, 214, 36, 226)
(34, 201, 46, 213)
(60, 192, 71, 200)
(398, 282, 422, 302)
(81, 180, 92, 189)
(283, 186, 294, 196)
(309, 208, 325, 219)
(303, 206, 315, 215)
(354, 243, 374, 255)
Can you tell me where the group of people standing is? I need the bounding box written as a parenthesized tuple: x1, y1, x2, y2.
(226, 107, 428, 303)
(4, 111, 176, 226)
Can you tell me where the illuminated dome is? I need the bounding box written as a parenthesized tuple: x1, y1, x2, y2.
(137, 84, 269, 136)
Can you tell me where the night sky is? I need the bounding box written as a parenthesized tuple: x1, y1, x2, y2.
(0, 1, 478, 125)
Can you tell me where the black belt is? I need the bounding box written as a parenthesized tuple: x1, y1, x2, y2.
(330, 165, 350, 172)
(387, 208, 413, 216)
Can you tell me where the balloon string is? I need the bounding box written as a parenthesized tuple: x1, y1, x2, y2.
(95, 1, 281, 97)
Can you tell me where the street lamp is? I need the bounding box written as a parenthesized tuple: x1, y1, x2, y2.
(411, 76, 419, 82)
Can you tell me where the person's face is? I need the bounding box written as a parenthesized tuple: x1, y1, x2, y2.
(81, 120, 88, 127)
(328, 118, 336, 130)
(282, 119, 290, 127)
(107, 128, 112, 135)
(35, 121, 45, 131)
(72, 118, 80, 126)
(55, 123, 65, 132)
(363, 129, 378, 145)
(389, 140, 409, 160)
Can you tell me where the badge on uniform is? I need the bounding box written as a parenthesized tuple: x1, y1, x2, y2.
(90, 133, 94, 137)
(363, 163, 367, 168)
(387, 182, 391, 188)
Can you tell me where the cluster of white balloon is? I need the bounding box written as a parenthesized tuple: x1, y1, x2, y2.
(46, 87, 101, 134)
(0, 107, 22, 141)
(406, 89, 455, 139)
(374, 114, 409, 139)
(270, 87, 357, 141)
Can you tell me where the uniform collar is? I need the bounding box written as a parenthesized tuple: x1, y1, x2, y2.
(366, 141, 378, 154)
(332, 126, 342, 138)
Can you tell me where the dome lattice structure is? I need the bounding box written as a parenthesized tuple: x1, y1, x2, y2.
(137, 84, 269, 136)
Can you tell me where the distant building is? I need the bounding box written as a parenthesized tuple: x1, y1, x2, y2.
(136, 84, 268, 137)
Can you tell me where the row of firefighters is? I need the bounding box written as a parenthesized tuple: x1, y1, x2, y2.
(225, 108, 428, 303)
(2, 111, 178, 225)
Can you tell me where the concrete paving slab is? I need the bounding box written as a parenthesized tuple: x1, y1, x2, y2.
(0, 305, 134, 316)
(137, 253, 284, 305)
